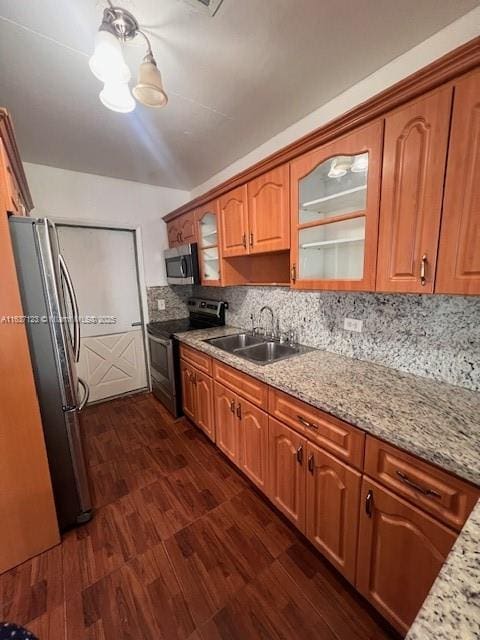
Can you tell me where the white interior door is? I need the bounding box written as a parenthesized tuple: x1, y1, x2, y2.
(57, 225, 148, 403)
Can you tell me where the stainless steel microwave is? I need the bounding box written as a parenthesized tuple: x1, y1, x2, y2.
(164, 243, 200, 285)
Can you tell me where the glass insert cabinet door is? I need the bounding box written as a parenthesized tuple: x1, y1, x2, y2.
(290, 121, 383, 291)
(196, 202, 221, 285)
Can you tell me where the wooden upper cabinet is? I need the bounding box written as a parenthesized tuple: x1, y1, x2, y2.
(290, 120, 383, 291)
(167, 219, 181, 248)
(306, 442, 361, 583)
(180, 212, 196, 244)
(376, 86, 453, 293)
(219, 185, 249, 257)
(214, 382, 239, 464)
(268, 417, 306, 531)
(238, 399, 268, 492)
(436, 70, 480, 295)
(356, 478, 456, 635)
(247, 165, 290, 254)
(196, 200, 221, 286)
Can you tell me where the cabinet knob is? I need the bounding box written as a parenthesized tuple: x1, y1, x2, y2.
(230, 399, 235, 414)
(242, 233, 247, 248)
(296, 446, 303, 464)
(290, 264, 297, 284)
(420, 254, 427, 286)
(236, 403, 242, 419)
(249, 232, 254, 247)
(365, 490, 374, 518)
(307, 453, 314, 474)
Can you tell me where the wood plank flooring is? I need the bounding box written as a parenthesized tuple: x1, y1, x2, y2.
(0, 393, 399, 639)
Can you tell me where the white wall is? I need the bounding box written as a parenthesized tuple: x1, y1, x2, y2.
(23, 163, 189, 287)
(191, 6, 480, 197)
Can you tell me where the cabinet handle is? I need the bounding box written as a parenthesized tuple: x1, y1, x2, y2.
(420, 254, 427, 286)
(365, 490, 373, 518)
(242, 233, 247, 248)
(290, 264, 296, 284)
(249, 232, 254, 247)
(297, 415, 318, 430)
(296, 446, 303, 464)
(177, 232, 181, 242)
(230, 399, 236, 413)
(307, 453, 314, 474)
(396, 471, 441, 499)
(236, 403, 242, 419)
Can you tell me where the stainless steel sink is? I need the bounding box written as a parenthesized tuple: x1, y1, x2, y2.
(206, 333, 265, 351)
(204, 333, 312, 365)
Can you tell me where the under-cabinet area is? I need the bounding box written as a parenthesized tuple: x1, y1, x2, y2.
(178, 342, 479, 636)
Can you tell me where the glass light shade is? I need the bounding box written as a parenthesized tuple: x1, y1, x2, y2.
(99, 81, 135, 113)
(89, 30, 131, 83)
(132, 61, 168, 108)
(351, 153, 369, 173)
(328, 157, 352, 178)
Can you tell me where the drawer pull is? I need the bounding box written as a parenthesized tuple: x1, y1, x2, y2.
(365, 490, 373, 517)
(297, 415, 318, 430)
(308, 453, 315, 474)
(236, 403, 242, 420)
(230, 399, 235, 414)
(396, 471, 441, 499)
(296, 446, 303, 465)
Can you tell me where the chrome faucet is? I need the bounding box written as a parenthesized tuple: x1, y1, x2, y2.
(259, 305, 275, 338)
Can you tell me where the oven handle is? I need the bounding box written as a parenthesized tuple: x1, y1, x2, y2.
(147, 333, 172, 347)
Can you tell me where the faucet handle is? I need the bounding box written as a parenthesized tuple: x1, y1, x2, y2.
(288, 328, 297, 345)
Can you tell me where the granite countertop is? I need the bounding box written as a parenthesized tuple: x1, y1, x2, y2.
(175, 326, 480, 485)
(406, 498, 480, 640)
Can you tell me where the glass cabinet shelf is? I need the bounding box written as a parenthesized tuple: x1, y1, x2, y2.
(300, 236, 364, 249)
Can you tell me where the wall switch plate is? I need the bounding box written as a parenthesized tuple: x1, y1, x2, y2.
(157, 299, 166, 311)
(344, 317, 363, 333)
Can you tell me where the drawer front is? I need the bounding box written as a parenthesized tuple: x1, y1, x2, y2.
(365, 436, 479, 531)
(213, 360, 268, 408)
(268, 388, 365, 470)
(179, 345, 212, 376)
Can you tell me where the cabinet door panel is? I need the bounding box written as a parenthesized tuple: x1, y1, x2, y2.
(376, 86, 452, 293)
(195, 370, 215, 442)
(180, 361, 195, 421)
(248, 165, 290, 253)
(214, 382, 238, 464)
(268, 417, 306, 531)
(306, 443, 361, 583)
(196, 201, 222, 286)
(167, 221, 181, 248)
(356, 478, 456, 635)
(238, 399, 268, 492)
(181, 212, 196, 244)
(219, 185, 249, 257)
(436, 70, 480, 294)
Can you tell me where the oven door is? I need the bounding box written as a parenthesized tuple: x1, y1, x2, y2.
(164, 244, 199, 285)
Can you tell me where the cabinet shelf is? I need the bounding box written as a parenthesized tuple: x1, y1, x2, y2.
(301, 185, 367, 213)
(300, 237, 364, 250)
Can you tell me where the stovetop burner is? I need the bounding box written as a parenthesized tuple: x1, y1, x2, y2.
(147, 297, 226, 339)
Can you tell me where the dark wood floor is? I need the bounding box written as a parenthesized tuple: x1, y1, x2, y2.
(0, 393, 399, 639)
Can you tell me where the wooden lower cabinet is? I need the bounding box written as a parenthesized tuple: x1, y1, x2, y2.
(306, 442, 361, 583)
(238, 398, 268, 492)
(180, 360, 215, 441)
(268, 417, 306, 531)
(356, 478, 457, 635)
(214, 382, 239, 463)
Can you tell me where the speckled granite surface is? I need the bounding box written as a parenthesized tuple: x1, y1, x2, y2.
(175, 326, 480, 485)
(406, 499, 480, 640)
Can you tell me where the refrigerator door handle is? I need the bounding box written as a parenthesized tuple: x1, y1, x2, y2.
(77, 377, 90, 411)
(59, 253, 81, 363)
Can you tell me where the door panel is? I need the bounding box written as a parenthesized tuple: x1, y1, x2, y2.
(356, 478, 456, 635)
(167, 221, 181, 248)
(219, 185, 249, 257)
(268, 417, 306, 531)
(181, 212, 196, 244)
(214, 382, 238, 463)
(180, 361, 196, 421)
(238, 399, 268, 492)
(376, 86, 452, 292)
(195, 370, 215, 442)
(436, 70, 480, 294)
(248, 165, 290, 253)
(306, 443, 361, 583)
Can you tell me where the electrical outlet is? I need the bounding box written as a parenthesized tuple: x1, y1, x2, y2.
(157, 299, 166, 311)
(344, 317, 363, 333)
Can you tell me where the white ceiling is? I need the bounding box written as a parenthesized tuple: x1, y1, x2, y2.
(0, 0, 477, 190)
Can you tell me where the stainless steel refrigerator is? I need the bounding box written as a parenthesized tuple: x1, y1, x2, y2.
(9, 216, 92, 530)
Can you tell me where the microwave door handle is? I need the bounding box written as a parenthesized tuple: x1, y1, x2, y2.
(179, 256, 187, 278)
(59, 254, 81, 363)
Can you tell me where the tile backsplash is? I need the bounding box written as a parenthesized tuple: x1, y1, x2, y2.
(147, 285, 193, 322)
(189, 286, 480, 391)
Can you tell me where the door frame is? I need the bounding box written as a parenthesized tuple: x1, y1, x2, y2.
(53, 217, 151, 396)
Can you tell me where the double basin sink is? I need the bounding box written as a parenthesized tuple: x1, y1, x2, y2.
(204, 332, 312, 365)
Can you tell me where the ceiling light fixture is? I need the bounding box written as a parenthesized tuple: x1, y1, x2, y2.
(89, 2, 168, 113)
